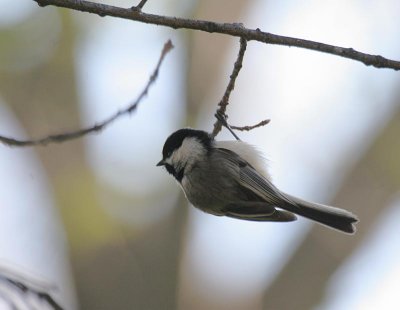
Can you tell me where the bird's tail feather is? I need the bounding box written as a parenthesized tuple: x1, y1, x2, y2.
(281, 194, 358, 234)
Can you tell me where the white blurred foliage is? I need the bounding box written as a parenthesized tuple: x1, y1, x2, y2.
(0, 103, 77, 309)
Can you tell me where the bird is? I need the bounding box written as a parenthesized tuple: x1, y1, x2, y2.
(157, 128, 358, 234)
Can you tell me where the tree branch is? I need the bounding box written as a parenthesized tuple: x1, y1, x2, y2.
(0, 40, 173, 147)
(34, 0, 400, 71)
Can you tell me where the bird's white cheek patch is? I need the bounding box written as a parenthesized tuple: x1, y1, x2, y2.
(167, 137, 205, 170)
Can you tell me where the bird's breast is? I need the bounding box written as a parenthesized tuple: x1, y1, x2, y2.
(180, 171, 230, 216)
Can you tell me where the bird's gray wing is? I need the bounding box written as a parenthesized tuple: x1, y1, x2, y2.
(215, 148, 294, 204)
(214, 148, 297, 222)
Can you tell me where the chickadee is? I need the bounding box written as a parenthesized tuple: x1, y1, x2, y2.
(157, 128, 358, 234)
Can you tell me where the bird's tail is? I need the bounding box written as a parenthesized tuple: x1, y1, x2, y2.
(281, 194, 358, 234)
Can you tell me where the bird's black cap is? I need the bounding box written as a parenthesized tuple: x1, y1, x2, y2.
(161, 128, 212, 161)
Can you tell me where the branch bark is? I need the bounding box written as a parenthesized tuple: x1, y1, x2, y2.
(34, 0, 400, 71)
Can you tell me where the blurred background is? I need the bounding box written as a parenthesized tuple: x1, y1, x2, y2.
(0, 0, 399, 309)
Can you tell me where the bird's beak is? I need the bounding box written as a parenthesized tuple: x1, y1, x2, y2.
(156, 159, 165, 167)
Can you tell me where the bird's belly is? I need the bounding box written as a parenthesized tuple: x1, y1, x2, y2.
(181, 174, 231, 216)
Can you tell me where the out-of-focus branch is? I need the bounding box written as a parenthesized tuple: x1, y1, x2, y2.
(212, 37, 247, 138)
(34, 0, 400, 71)
(0, 40, 173, 147)
(0, 272, 63, 310)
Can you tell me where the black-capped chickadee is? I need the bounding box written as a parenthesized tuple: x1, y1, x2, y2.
(157, 128, 358, 234)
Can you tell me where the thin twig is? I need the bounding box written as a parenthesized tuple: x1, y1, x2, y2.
(132, 0, 148, 11)
(34, 0, 400, 71)
(214, 111, 241, 141)
(0, 40, 174, 147)
(212, 37, 247, 138)
(231, 119, 270, 131)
